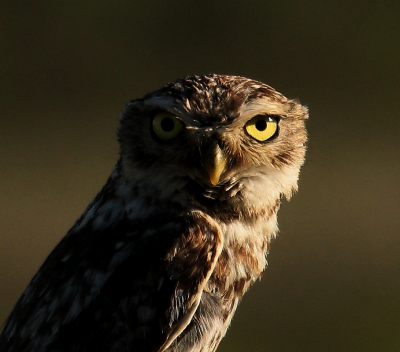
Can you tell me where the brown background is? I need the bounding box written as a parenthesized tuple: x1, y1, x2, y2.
(1, 1, 399, 351)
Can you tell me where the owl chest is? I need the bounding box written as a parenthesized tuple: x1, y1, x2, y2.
(207, 222, 269, 300)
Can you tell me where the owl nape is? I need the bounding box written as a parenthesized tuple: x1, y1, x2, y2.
(0, 74, 308, 352)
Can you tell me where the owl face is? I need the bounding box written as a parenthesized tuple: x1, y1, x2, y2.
(118, 75, 307, 210)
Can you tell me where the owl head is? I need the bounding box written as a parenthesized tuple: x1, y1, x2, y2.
(117, 74, 307, 214)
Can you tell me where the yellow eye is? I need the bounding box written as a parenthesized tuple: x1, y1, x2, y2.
(245, 115, 278, 141)
(152, 112, 184, 141)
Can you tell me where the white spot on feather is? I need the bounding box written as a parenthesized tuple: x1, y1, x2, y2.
(92, 199, 124, 230)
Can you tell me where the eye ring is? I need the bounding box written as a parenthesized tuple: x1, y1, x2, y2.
(152, 112, 184, 141)
(245, 115, 278, 142)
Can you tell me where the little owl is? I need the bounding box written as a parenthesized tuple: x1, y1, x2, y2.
(0, 74, 308, 352)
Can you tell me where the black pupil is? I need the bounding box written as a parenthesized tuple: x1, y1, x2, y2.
(161, 117, 174, 132)
(255, 119, 267, 131)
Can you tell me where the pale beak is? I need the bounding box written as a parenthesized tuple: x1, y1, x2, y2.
(203, 142, 227, 186)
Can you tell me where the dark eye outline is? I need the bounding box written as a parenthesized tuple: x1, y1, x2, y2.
(245, 115, 280, 142)
(151, 112, 185, 142)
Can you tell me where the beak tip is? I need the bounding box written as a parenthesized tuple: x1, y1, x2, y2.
(209, 177, 219, 186)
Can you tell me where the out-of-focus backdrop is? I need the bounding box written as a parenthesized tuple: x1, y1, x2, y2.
(1, 1, 399, 351)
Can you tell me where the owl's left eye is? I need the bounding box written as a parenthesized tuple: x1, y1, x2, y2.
(152, 112, 184, 141)
(245, 115, 278, 142)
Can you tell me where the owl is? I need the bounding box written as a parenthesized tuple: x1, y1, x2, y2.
(0, 74, 308, 352)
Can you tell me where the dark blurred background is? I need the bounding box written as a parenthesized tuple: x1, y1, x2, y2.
(1, 1, 399, 351)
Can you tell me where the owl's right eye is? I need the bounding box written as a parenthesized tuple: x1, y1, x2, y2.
(152, 112, 184, 141)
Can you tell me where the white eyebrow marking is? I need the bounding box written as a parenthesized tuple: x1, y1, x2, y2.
(240, 99, 288, 119)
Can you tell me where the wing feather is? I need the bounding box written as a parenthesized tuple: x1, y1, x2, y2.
(158, 211, 223, 352)
(0, 205, 223, 352)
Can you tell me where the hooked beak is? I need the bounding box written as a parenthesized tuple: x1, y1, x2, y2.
(202, 142, 227, 186)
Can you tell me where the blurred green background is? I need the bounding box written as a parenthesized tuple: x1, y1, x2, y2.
(1, 1, 399, 351)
